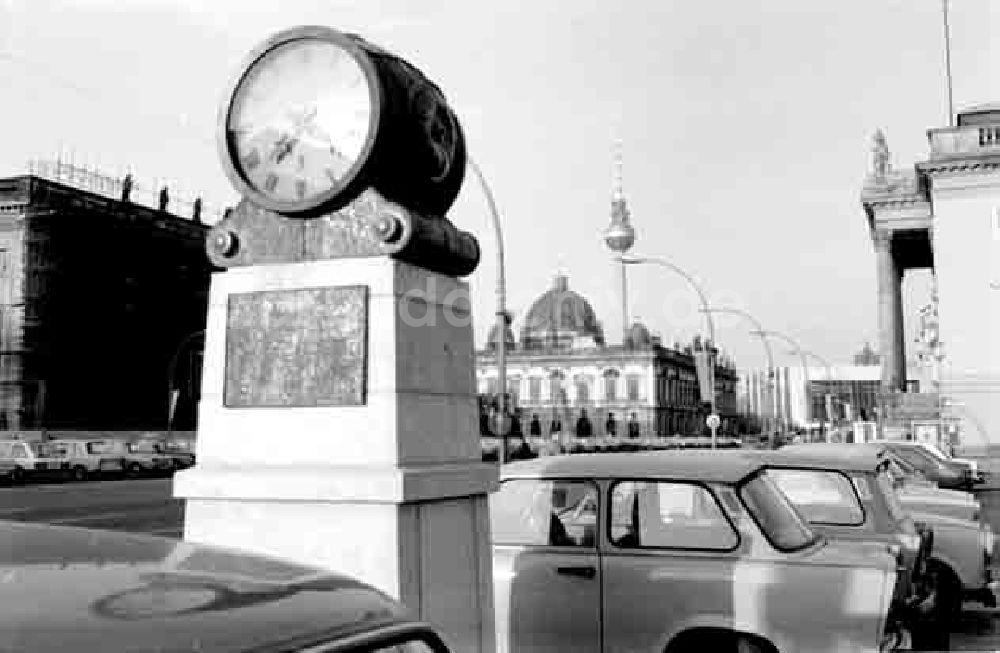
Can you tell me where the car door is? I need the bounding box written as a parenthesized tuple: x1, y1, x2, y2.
(601, 479, 741, 651)
(490, 478, 601, 653)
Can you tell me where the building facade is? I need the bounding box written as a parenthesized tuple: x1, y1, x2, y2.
(740, 358, 926, 433)
(0, 172, 216, 432)
(861, 104, 1000, 446)
(476, 274, 739, 439)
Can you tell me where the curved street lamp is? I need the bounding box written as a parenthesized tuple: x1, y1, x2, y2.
(701, 307, 779, 447)
(618, 254, 719, 447)
(467, 157, 511, 464)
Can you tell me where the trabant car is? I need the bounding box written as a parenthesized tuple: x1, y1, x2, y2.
(777, 446, 997, 616)
(873, 446, 981, 524)
(0, 439, 69, 483)
(879, 439, 985, 485)
(0, 520, 452, 652)
(492, 452, 902, 653)
(873, 440, 977, 490)
(99, 439, 174, 476)
(134, 437, 196, 470)
(749, 447, 940, 646)
(47, 439, 128, 481)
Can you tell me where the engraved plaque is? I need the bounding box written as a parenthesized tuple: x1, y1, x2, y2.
(224, 286, 368, 407)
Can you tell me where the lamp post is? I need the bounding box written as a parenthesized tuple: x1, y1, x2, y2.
(619, 254, 719, 447)
(467, 158, 511, 464)
(701, 307, 778, 447)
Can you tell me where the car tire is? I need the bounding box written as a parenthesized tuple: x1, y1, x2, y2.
(71, 466, 87, 482)
(126, 463, 143, 478)
(912, 560, 959, 651)
(10, 466, 24, 484)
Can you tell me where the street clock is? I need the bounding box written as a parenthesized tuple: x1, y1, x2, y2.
(218, 25, 466, 219)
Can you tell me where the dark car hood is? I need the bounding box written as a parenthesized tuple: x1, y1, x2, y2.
(0, 521, 410, 652)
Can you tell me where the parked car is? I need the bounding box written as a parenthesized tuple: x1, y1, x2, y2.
(877, 447, 982, 524)
(100, 440, 175, 476)
(0, 439, 70, 483)
(753, 447, 943, 647)
(873, 440, 979, 490)
(492, 452, 903, 653)
(0, 519, 452, 652)
(133, 438, 196, 470)
(778, 445, 998, 624)
(47, 439, 128, 481)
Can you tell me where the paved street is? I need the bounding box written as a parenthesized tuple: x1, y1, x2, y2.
(0, 477, 183, 538)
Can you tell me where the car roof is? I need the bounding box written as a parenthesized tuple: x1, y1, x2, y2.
(501, 450, 765, 483)
(0, 521, 421, 652)
(771, 443, 891, 471)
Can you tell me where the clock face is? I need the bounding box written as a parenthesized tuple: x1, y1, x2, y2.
(225, 36, 374, 210)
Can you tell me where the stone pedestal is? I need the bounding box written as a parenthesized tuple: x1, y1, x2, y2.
(174, 256, 497, 652)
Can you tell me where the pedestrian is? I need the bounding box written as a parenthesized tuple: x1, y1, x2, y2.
(605, 412, 617, 437)
(576, 409, 593, 437)
(627, 412, 641, 438)
(529, 413, 542, 436)
(550, 415, 563, 439)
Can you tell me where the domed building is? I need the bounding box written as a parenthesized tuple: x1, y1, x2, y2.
(476, 273, 739, 439)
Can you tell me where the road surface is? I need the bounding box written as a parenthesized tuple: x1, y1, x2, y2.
(0, 476, 182, 538)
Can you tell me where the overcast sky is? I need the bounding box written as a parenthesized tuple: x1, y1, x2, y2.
(1, 0, 997, 370)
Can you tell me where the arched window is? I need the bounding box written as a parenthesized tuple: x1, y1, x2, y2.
(574, 375, 591, 404)
(626, 374, 642, 401)
(549, 369, 566, 404)
(528, 377, 542, 402)
(603, 368, 620, 402)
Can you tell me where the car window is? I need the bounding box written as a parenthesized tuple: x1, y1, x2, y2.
(768, 469, 864, 526)
(609, 480, 738, 550)
(739, 471, 818, 551)
(10, 443, 26, 458)
(30, 443, 56, 457)
(87, 441, 113, 454)
(919, 443, 949, 461)
(490, 479, 598, 547)
(893, 447, 936, 471)
(0, 442, 10, 457)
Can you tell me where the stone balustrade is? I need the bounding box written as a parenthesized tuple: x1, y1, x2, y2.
(927, 124, 1000, 160)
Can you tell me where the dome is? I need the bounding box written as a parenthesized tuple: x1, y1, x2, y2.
(625, 322, 652, 349)
(521, 274, 605, 349)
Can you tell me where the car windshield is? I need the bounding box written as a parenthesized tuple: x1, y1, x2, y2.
(918, 443, 949, 461)
(738, 471, 819, 551)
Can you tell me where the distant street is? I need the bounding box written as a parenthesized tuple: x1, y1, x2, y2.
(0, 477, 182, 538)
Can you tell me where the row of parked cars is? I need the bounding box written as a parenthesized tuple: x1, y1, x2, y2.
(491, 439, 994, 651)
(0, 438, 990, 652)
(0, 437, 196, 484)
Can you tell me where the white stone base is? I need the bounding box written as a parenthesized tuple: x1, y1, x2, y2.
(174, 257, 497, 651)
(178, 465, 495, 652)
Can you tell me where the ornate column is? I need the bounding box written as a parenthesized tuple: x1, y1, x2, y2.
(875, 229, 906, 391)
